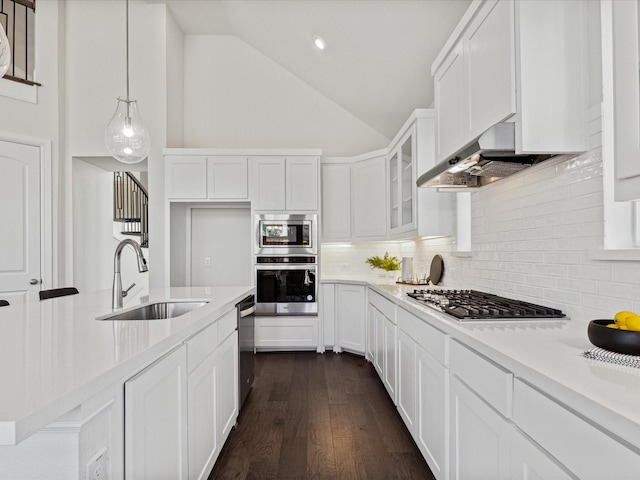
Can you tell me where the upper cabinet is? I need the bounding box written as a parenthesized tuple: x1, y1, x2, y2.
(603, 0, 640, 201)
(166, 155, 248, 201)
(433, 0, 587, 162)
(321, 110, 454, 242)
(250, 156, 319, 211)
(388, 110, 454, 239)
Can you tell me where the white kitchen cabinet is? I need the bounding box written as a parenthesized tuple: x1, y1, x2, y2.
(321, 163, 351, 240)
(250, 156, 286, 210)
(449, 374, 511, 480)
(396, 306, 448, 480)
(336, 284, 366, 355)
(433, 0, 586, 162)
(396, 328, 416, 433)
(513, 378, 640, 479)
(434, 41, 467, 162)
(416, 345, 448, 480)
(321, 283, 336, 351)
(187, 351, 219, 480)
(509, 429, 574, 480)
(166, 156, 208, 199)
(125, 344, 189, 480)
(604, 0, 640, 201)
(388, 128, 415, 235)
(368, 290, 397, 402)
(255, 316, 320, 351)
(207, 157, 248, 200)
(250, 156, 319, 211)
(217, 330, 239, 443)
(166, 156, 249, 200)
(366, 302, 376, 363)
(351, 155, 387, 239)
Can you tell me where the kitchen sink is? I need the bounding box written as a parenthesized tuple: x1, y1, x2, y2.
(98, 301, 209, 321)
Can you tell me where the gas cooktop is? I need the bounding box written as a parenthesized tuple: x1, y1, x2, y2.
(406, 289, 566, 322)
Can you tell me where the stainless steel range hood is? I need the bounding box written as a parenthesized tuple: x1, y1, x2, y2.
(417, 123, 556, 188)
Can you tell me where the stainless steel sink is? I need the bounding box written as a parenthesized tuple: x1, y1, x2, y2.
(98, 301, 209, 321)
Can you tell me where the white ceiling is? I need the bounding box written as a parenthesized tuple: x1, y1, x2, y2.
(150, 0, 471, 140)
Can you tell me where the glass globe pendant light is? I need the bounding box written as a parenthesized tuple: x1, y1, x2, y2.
(105, 0, 150, 164)
(0, 21, 10, 78)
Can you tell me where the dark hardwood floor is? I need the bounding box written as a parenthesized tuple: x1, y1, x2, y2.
(209, 351, 436, 480)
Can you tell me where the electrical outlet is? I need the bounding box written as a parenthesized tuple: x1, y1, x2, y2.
(204, 257, 211, 267)
(86, 447, 108, 480)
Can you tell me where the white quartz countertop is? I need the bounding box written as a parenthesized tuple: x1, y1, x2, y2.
(0, 286, 253, 446)
(363, 283, 640, 450)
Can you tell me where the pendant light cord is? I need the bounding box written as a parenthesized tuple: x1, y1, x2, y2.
(125, 0, 130, 102)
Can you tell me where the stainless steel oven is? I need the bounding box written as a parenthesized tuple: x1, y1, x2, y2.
(255, 256, 317, 315)
(255, 214, 317, 255)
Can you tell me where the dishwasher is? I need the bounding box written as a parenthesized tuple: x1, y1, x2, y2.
(237, 294, 255, 409)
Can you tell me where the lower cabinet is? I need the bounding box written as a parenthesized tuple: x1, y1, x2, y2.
(336, 284, 366, 354)
(509, 429, 574, 480)
(216, 330, 239, 442)
(125, 345, 189, 480)
(449, 374, 511, 480)
(416, 345, 448, 480)
(255, 316, 319, 351)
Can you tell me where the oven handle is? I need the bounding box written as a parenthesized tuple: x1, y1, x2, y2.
(255, 264, 317, 270)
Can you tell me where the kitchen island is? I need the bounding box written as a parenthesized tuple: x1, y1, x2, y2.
(0, 286, 253, 479)
(323, 279, 640, 479)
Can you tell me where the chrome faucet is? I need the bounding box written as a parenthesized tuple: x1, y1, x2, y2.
(112, 239, 148, 310)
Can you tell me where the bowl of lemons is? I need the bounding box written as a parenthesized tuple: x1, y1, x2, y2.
(588, 311, 640, 355)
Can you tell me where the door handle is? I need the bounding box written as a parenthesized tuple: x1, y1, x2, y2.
(29, 278, 40, 285)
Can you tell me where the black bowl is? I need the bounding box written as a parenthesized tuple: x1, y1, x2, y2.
(587, 319, 640, 356)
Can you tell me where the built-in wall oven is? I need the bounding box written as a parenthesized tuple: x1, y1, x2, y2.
(254, 214, 317, 256)
(255, 256, 317, 315)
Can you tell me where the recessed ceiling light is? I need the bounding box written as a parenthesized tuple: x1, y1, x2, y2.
(313, 35, 327, 51)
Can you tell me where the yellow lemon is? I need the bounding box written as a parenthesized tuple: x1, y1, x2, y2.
(607, 323, 619, 329)
(625, 315, 640, 331)
(614, 311, 636, 327)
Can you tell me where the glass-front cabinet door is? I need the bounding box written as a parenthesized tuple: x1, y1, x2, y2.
(389, 151, 399, 230)
(389, 127, 416, 235)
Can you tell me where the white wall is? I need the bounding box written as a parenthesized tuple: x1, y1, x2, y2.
(183, 35, 390, 157)
(64, 0, 169, 289)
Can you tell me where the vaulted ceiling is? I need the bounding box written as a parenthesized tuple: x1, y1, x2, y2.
(149, 0, 471, 140)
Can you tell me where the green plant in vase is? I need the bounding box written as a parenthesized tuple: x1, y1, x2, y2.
(365, 252, 400, 272)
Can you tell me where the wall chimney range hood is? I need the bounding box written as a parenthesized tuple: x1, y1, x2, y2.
(416, 123, 557, 188)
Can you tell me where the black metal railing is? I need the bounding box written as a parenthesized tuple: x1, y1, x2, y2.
(114, 172, 148, 248)
(1, 0, 39, 86)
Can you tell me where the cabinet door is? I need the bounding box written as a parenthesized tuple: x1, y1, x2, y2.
(125, 345, 188, 480)
(389, 150, 399, 230)
(217, 331, 239, 443)
(434, 42, 466, 161)
(396, 328, 416, 434)
(250, 157, 286, 210)
(286, 156, 319, 211)
(188, 352, 218, 480)
(382, 316, 397, 403)
(465, 0, 516, 139)
(321, 163, 351, 239)
(400, 132, 415, 229)
(366, 302, 376, 363)
(449, 375, 510, 480)
(166, 156, 207, 199)
(321, 283, 336, 350)
(610, 0, 640, 199)
(336, 284, 366, 354)
(207, 157, 248, 200)
(374, 308, 384, 375)
(351, 156, 387, 238)
(416, 345, 448, 480)
(509, 429, 574, 480)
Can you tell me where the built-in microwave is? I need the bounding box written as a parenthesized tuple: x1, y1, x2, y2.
(255, 214, 317, 255)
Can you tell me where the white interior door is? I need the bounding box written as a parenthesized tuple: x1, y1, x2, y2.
(0, 140, 41, 304)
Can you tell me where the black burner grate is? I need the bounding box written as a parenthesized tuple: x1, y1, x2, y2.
(406, 289, 565, 320)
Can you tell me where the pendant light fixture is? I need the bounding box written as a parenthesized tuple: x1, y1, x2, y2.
(0, 21, 10, 78)
(105, 0, 150, 164)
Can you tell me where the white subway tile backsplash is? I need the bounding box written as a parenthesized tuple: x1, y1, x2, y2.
(321, 148, 638, 323)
